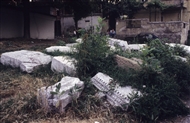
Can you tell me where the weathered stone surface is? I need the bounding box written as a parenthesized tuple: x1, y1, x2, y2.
(76, 38, 82, 43)
(116, 19, 188, 44)
(91, 72, 141, 110)
(91, 72, 113, 92)
(37, 76, 84, 113)
(51, 56, 76, 76)
(174, 55, 187, 62)
(108, 38, 129, 51)
(107, 86, 141, 109)
(128, 44, 147, 51)
(115, 55, 142, 71)
(45, 46, 73, 53)
(0, 50, 52, 73)
(66, 43, 78, 47)
(166, 43, 190, 54)
(109, 45, 116, 51)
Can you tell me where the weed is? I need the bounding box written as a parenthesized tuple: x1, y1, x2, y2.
(73, 17, 111, 78)
(56, 40, 66, 46)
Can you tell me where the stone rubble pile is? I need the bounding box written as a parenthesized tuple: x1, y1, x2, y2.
(2, 38, 190, 113)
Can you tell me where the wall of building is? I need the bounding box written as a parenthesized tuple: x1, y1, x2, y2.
(0, 7, 24, 38)
(30, 13, 55, 39)
(78, 15, 101, 30)
(116, 19, 189, 44)
(0, 7, 55, 39)
(61, 15, 102, 35)
(135, 0, 189, 24)
(61, 16, 75, 34)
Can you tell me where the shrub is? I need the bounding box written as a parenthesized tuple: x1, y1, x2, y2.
(73, 18, 111, 78)
(126, 39, 190, 122)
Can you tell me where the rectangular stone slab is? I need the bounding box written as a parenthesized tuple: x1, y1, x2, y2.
(91, 72, 113, 92)
(51, 56, 76, 76)
(0, 50, 52, 73)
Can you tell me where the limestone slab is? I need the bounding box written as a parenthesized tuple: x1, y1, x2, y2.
(91, 72, 113, 92)
(45, 46, 73, 53)
(51, 56, 76, 76)
(76, 38, 82, 43)
(115, 55, 142, 71)
(91, 72, 141, 110)
(37, 76, 84, 113)
(66, 43, 78, 47)
(166, 43, 190, 54)
(0, 50, 52, 73)
(107, 86, 141, 110)
(108, 38, 129, 51)
(128, 44, 147, 51)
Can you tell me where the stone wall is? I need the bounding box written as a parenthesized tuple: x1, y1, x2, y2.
(116, 18, 189, 44)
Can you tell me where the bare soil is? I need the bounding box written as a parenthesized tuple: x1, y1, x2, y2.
(0, 38, 59, 54)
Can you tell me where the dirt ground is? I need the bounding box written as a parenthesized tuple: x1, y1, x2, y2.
(0, 38, 190, 123)
(0, 38, 60, 54)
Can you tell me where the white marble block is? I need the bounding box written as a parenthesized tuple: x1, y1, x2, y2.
(76, 38, 82, 43)
(91, 72, 141, 110)
(45, 46, 73, 53)
(166, 43, 190, 55)
(66, 43, 78, 47)
(108, 38, 129, 51)
(37, 76, 84, 113)
(51, 56, 76, 76)
(106, 86, 141, 110)
(128, 44, 147, 51)
(91, 72, 113, 92)
(0, 50, 52, 73)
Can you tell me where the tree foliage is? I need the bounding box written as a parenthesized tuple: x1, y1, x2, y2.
(147, 0, 176, 11)
(68, 0, 92, 28)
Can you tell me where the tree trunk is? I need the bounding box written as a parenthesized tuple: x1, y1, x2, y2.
(74, 20, 78, 29)
(154, 7, 156, 21)
(149, 8, 151, 22)
(23, 0, 30, 39)
(108, 14, 116, 31)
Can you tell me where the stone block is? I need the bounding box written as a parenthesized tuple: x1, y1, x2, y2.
(108, 38, 129, 51)
(45, 46, 73, 53)
(37, 76, 84, 113)
(106, 86, 141, 110)
(76, 38, 82, 43)
(0, 50, 52, 73)
(115, 55, 142, 71)
(128, 44, 147, 51)
(91, 72, 113, 92)
(51, 56, 76, 76)
(66, 43, 78, 47)
(91, 72, 141, 110)
(166, 43, 190, 54)
(174, 55, 187, 62)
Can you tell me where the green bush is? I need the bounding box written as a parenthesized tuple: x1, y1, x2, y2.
(73, 18, 111, 78)
(56, 40, 66, 46)
(126, 40, 190, 122)
(69, 20, 190, 122)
